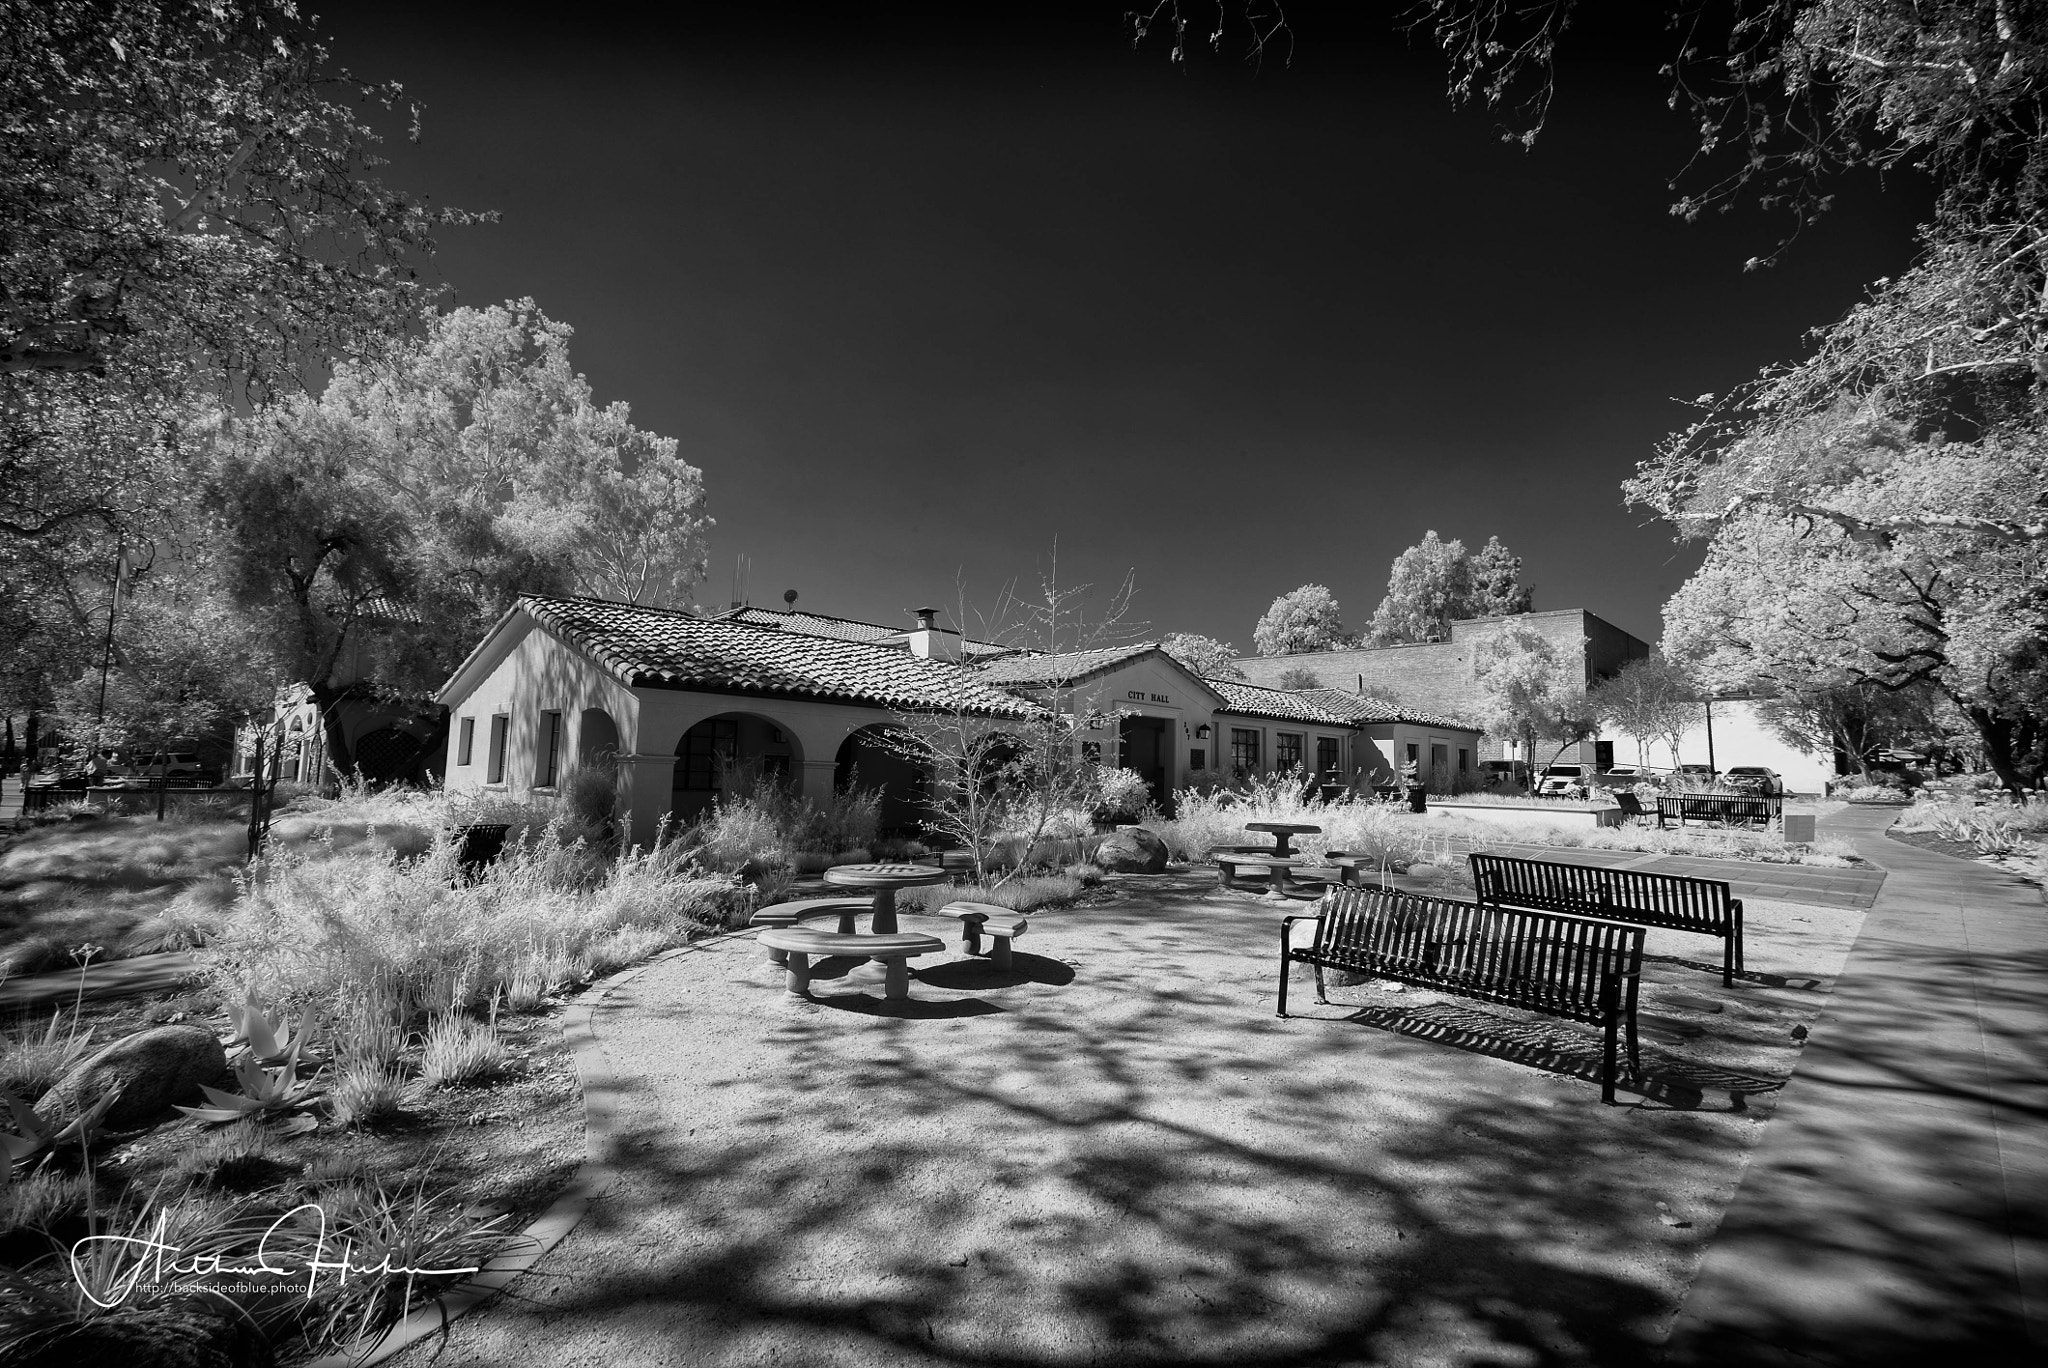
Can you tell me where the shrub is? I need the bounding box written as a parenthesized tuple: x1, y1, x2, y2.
(0, 1008, 97, 1103)
(897, 874, 1084, 914)
(212, 814, 746, 1027)
(419, 1010, 505, 1088)
(329, 1058, 410, 1129)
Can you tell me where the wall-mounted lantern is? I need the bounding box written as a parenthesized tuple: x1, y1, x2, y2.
(1195, 724, 1211, 740)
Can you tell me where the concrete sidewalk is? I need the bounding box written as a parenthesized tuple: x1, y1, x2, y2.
(1664, 804, 2046, 1365)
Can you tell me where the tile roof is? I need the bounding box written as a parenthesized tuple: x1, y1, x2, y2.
(976, 643, 1165, 686)
(521, 596, 1037, 717)
(1296, 688, 1480, 731)
(1204, 678, 1362, 726)
(722, 606, 1014, 657)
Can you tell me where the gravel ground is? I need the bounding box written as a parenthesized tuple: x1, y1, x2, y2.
(388, 872, 1864, 1368)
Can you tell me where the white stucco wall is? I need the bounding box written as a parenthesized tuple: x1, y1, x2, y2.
(1607, 698, 1833, 795)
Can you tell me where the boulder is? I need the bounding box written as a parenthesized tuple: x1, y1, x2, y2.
(38, 1024, 228, 1131)
(1094, 826, 1168, 874)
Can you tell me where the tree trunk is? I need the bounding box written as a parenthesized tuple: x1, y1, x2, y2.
(1959, 696, 2030, 799)
(309, 682, 356, 793)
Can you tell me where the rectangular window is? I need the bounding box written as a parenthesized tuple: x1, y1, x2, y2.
(1189, 748, 1206, 771)
(1081, 740, 1102, 762)
(1458, 747, 1470, 772)
(1230, 728, 1260, 774)
(679, 718, 738, 790)
(1316, 736, 1340, 778)
(536, 711, 561, 787)
(486, 715, 508, 784)
(457, 717, 475, 766)
(1275, 732, 1303, 771)
(1405, 742, 1420, 763)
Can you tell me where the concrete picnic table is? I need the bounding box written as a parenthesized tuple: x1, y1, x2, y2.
(820, 862, 948, 935)
(1245, 821, 1321, 858)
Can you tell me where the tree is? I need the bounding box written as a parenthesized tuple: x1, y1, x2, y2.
(208, 300, 710, 775)
(888, 558, 1137, 884)
(1253, 584, 1347, 655)
(1587, 657, 1698, 768)
(1464, 536, 1533, 618)
(1364, 532, 1470, 645)
(1755, 679, 1944, 780)
(1160, 631, 1247, 681)
(2, 0, 467, 387)
(1275, 667, 1322, 691)
(1472, 619, 1585, 791)
(50, 555, 272, 768)
(1398, 3, 2048, 794)
(1415, 2, 2048, 246)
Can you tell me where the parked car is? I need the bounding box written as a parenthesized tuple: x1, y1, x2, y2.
(115, 753, 218, 787)
(1724, 765, 1784, 796)
(1537, 764, 1588, 798)
(1674, 764, 1718, 783)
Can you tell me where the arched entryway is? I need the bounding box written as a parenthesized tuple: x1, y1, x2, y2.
(578, 708, 619, 767)
(672, 712, 803, 824)
(833, 725, 931, 834)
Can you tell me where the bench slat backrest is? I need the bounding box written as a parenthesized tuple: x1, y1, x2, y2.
(1314, 886, 1642, 1026)
(1657, 794, 1780, 822)
(1469, 852, 1736, 939)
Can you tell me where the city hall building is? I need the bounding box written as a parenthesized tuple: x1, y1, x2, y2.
(435, 596, 1483, 846)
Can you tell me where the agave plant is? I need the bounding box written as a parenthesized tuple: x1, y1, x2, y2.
(174, 1036, 320, 1132)
(225, 988, 321, 1067)
(1, 1084, 124, 1174)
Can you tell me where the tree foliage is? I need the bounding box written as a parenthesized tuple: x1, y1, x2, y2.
(1754, 678, 1944, 778)
(1274, 666, 1323, 690)
(1364, 531, 1532, 645)
(1364, 531, 1471, 645)
(1472, 619, 1592, 786)
(1253, 584, 1348, 656)
(1415, 1, 2048, 244)
(206, 300, 709, 770)
(1160, 631, 1247, 680)
(1587, 656, 1699, 769)
(1, 0, 469, 386)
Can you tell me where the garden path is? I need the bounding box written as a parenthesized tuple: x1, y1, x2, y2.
(1664, 804, 2047, 1364)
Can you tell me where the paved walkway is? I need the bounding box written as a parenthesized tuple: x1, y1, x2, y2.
(0, 950, 204, 1008)
(1664, 805, 2046, 1365)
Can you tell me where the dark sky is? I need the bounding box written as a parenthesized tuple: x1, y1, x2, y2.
(325, 2, 1929, 649)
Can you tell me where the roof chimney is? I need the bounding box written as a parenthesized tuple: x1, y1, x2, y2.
(907, 607, 961, 660)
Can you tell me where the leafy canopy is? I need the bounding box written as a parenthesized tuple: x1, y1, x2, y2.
(208, 299, 711, 702)
(1160, 632, 1246, 681)
(1253, 584, 1347, 656)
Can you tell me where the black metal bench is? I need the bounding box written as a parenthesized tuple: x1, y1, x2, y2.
(1469, 852, 1745, 987)
(1655, 793, 1781, 829)
(1276, 886, 1644, 1103)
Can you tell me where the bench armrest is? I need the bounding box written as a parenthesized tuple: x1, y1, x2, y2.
(1279, 913, 1323, 954)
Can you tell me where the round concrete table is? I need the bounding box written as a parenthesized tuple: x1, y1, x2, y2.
(820, 862, 948, 935)
(1245, 822, 1321, 859)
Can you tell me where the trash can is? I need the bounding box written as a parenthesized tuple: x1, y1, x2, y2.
(450, 823, 512, 880)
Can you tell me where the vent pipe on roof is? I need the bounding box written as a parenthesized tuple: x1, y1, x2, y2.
(915, 607, 937, 630)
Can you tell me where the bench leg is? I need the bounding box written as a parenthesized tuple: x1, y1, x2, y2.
(767, 944, 788, 967)
(883, 958, 910, 1000)
(1603, 1010, 1620, 1104)
(1276, 933, 1292, 1018)
(961, 924, 983, 956)
(1722, 936, 1735, 988)
(1218, 864, 1235, 889)
(989, 935, 1012, 971)
(1314, 959, 1329, 1006)
(836, 909, 858, 935)
(784, 951, 811, 996)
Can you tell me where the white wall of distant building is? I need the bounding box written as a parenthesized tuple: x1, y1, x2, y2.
(1607, 699, 1834, 795)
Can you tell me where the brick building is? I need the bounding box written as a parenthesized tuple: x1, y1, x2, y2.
(1230, 609, 1651, 765)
